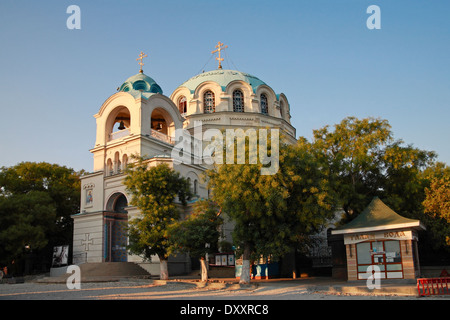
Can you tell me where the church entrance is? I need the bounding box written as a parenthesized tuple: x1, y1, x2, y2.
(104, 193, 128, 262)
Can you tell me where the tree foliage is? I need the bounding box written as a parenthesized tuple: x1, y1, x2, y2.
(168, 199, 222, 281)
(311, 117, 393, 220)
(423, 163, 450, 246)
(0, 162, 81, 271)
(311, 116, 436, 221)
(169, 199, 222, 258)
(124, 157, 191, 279)
(207, 131, 336, 283)
(311, 116, 449, 260)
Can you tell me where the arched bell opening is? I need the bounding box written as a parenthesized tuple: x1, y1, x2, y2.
(106, 106, 131, 141)
(151, 108, 175, 138)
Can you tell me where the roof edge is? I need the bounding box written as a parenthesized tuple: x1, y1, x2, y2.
(331, 221, 426, 235)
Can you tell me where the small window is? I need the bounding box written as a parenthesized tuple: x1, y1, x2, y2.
(133, 80, 148, 91)
(204, 91, 215, 113)
(178, 96, 187, 114)
(385, 241, 402, 263)
(260, 93, 268, 115)
(122, 154, 128, 171)
(356, 242, 372, 265)
(233, 90, 244, 112)
(194, 180, 198, 195)
(106, 159, 113, 176)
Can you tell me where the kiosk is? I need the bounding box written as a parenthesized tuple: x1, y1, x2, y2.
(332, 197, 425, 281)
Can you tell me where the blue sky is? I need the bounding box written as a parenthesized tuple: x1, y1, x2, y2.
(0, 0, 449, 172)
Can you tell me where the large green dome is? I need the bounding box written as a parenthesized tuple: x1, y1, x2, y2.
(178, 69, 266, 93)
(119, 72, 163, 98)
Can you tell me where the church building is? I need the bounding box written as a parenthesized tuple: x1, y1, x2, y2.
(71, 44, 297, 275)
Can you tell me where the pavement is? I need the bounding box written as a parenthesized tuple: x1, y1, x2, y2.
(9, 273, 422, 297)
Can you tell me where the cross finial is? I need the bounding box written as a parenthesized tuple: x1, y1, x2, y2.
(211, 41, 228, 69)
(136, 51, 148, 73)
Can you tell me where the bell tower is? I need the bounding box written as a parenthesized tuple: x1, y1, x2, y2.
(72, 53, 187, 264)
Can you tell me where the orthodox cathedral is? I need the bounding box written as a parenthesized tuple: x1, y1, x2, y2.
(71, 44, 297, 275)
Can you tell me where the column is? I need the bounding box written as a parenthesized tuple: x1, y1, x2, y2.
(346, 244, 357, 281)
(400, 240, 415, 279)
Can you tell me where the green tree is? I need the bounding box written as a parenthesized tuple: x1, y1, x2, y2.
(207, 132, 336, 284)
(311, 116, 436, 220)
(124, 158, 191, 280)
(311, 116, 449, 261)
(169, 199, 222, 281)
(279, 137, 337, 248)
(0, 162, 81, 273)
(423, 163, 450, 246)
(380, 140, 435, 214)
(0, 191, 55, 267)
(311, 116, 393, 220)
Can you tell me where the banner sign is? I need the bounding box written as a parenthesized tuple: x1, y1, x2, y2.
(344, 230, 417, 245)
(52, 245, 69, 267)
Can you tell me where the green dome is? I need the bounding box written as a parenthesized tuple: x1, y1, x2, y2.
(119, 72, 163, 98)
(178, 69, 266, 93)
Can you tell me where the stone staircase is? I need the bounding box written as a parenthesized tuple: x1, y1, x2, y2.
(78, 262, 151, 278)
(39, 262, 152, 283)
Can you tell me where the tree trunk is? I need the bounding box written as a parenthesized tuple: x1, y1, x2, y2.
(240, 245, 251, 284)
(200, 256, 209, 282)
(292, 249, 297, 279)
(159, 258, 169, 280)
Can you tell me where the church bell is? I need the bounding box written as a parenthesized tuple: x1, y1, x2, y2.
(118, 121, 125, 130)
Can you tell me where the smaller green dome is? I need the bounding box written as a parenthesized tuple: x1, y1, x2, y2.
(178, 69, 266, 93)
(119, 72, 163, 98)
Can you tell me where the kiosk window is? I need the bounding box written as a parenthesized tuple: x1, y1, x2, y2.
(384, 240, 401, 263)
(357, 242, 371, 264)
(372, 241, 383, 254)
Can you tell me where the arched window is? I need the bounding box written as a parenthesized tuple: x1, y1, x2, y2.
(178, 96, 187, 114)
(260, 93, 268, 115)
(204, 91, 215, 113)
(106, 192, 129, 213)
(279, 101, 284, 118)
(122, 154, 128, 171)
(233, 90, 244, 112)
(106, 159, 113, 176)
(194, 179, 198, 195)
(113, 194, 128, 213)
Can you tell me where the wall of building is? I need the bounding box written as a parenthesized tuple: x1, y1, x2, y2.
(72, 212, 104, 263)
(400, 239, 416, 279)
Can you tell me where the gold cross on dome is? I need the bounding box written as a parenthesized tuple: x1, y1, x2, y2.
(137, 51, 148, 73)
(212, 41, 228, 69)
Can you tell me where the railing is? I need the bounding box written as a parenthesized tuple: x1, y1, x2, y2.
(109, 128, 130, 141)
(109, 128, 175, 145)
(150, 129, 174, 145)
(417, 277, 450, 296)
(311, 256, 333, 268)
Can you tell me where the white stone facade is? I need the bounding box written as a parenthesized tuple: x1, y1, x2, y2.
(72, 67, 296, 275)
